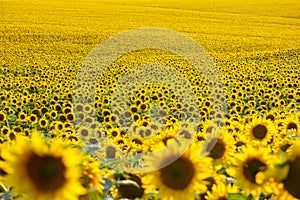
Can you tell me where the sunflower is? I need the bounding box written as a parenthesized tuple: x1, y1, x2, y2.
(281, 115, 299, 135)
(6, 131, 16, 141)
(1, 133, 86, 200)
(205, 182, 239, 200)
(108, 127, 121, 138)
(228, 129, 248, 152)
(245, 118, 276, 146)
(276, 139, 300, 199)
(272, 138, 292, 154)
(22, 128, 31, 137)
(39, 118, 49, 129)
(27, 114, 38, 124)
(80, 155, 105, 195)
(264, 109, 279, 122)
(49, 110, 58, 119)
(0, 111, 6, 123)
(18, 111, 27, 122)
(111, 134, 131, 151)
(66, 113, 75, 122)
(55, 121, 64, 132)
(142, 144, 213, 200)
(198, 170, 227, 199)
(227, 145, 277, 198)
(201, 129, 236, 165)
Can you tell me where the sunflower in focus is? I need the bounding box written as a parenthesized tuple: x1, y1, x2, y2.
(1, 133, 86, 200)
(245, 118, 276, 145)
(142, 144, 213, 200)
(227, 145, 278, 198)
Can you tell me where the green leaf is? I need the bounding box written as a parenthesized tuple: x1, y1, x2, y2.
(114, 179, 140, 188)
(228, 193, 249, 200)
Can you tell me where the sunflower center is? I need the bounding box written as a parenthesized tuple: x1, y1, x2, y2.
(283, 156, 300, 198)
(160, 156, 194, 190)
(287, 122, 297, 131)
(209, 140, 225, 159)
(252, 125, 267, 139)
(26, 153, 66, 192)
(0, 114, 5, 121)
(242, 158, 267, 184)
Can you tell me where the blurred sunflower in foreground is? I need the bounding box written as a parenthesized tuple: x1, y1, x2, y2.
(0, 133, 86, 200)
(274, 139, 300, 200)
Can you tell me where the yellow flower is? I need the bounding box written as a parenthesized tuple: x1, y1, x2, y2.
(1, 133, 86, 200)
(205, 182, 239, 200)
(0, 111, 6, 123)
(18, 111, 27, 122)
(38, 118, 49, 129)
(281, 115, 299, 135)
(278, 139, 300, 199)
(198, 170, 227, 199)
(245, 118, 276, 146)
(227, 145, 277, 198)
(80, 155, 105, 194)
(142, 144, 213, 200)
(201, 128, 236, 165)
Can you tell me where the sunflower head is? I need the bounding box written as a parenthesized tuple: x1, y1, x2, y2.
(160, 155, 195, 190)
(283, 156, 300, 198)
(282, 115, 299, 135)
(282, 139, 300, 198)
(201, 130, 235, 165)
(2, 133, 86, 200)
(246, 118, 276, 145)
(80, 155, 105, 194)
(0, 112, 6, 123)
(242, 157, 267, 184)
(227, 145, 277, 198)
(142, 145, 213, 200)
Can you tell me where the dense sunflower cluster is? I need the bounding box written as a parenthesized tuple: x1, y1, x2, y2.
(0, 0, 300, 199)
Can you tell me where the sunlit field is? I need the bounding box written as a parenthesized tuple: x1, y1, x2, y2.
(0, 0, 300, 199)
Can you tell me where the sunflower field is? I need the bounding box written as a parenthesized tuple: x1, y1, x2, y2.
(0, 0, 300, 199)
